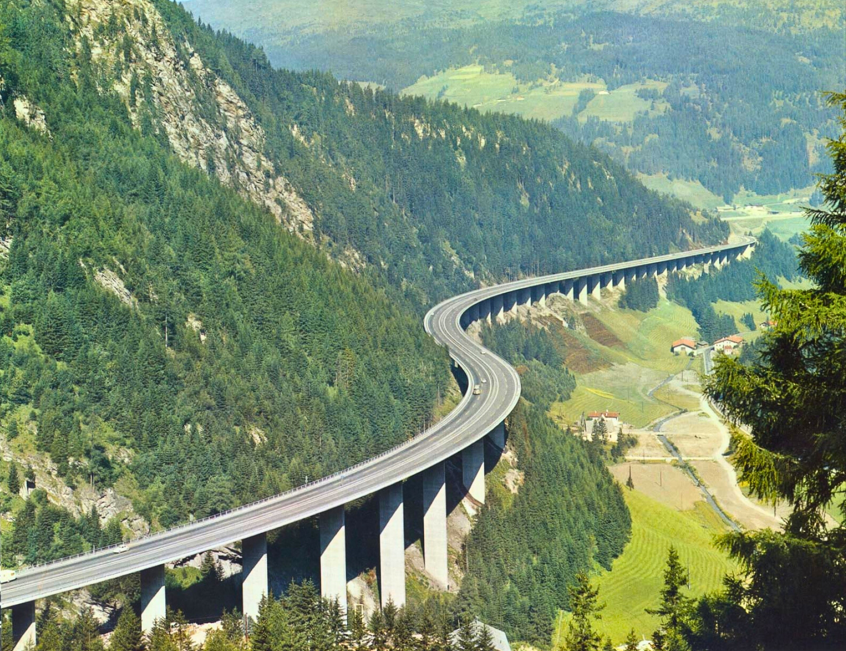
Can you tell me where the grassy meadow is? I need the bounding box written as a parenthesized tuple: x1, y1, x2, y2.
(554, 487, 738, 646)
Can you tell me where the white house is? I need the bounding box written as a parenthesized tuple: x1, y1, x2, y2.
(714, 334, 743, 354)
(670, 338, 696, 355)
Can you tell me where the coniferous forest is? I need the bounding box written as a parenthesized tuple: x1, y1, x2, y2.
(467, 324, 630, 643)
(666, 231, 799, 342)
(0, 0, 741, 648)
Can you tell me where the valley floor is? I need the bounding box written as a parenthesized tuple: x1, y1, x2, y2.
(535, 289, 790, 646)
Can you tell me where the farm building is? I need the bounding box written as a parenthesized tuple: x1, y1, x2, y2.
(714, 334, 743, 354)
(670, 338, 696, 355)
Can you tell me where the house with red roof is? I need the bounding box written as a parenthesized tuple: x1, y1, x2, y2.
(670, 338, 696, 356)
(714, 334, 743, 354)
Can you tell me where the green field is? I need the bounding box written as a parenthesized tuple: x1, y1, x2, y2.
(402, 65, 605, 122)
(548, 299, 699, 428)
(554, 488, 737, 646)
(638, 173, 725, 210)
(594, 299, 700, 372)
(578, 81, 668, 123)
(403, 70, 669, 124)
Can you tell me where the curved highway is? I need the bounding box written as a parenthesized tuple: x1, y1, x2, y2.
(1, 236, 755, 609)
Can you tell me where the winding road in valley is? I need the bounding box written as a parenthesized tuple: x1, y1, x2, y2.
(0, 237, 755, 610)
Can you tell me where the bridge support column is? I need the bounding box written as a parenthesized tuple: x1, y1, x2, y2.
(564, 279, 575, 301)
(480, 300, 491, 323)
(379, 483, 406, 608)
(657, 262, 668, 277)
(320, 506, 347, 613)
(492, 295, 504, 323)
(469, 303, 480, 323)
(462, 439, 485, 504)
(242, 533, 268, 626)
(489, 421, 506, 449)
(422, 462, 448, 588)
(11, 602, 36, 651)
(576, 278, 588, 305)
(509, 292, 519, 314)
(647, 263, 658, 277)
(590, 276, 602, 301)
(613, 271, 625, 290)
(141, 565, 166, 635)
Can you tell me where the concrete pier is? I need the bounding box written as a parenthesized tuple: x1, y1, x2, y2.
(489, 421, 506, 449)
(320, 506, 347, 612)
(479, 300, 491, 323)
(564, 279, 575, 301)
(141, 565, 166, 635)
(508, 291, 519, 315)
(613, 270, 626, 289)
(422, 463, 449, 588)
(242, 533, 268, 625)
(379, 483, 406, 608)
(11, 602, 36, 651)
(493, 294, 504, 323)
(576, 277, 588, 305)
(462, 439, 485, 503)
(590, 276, 602, 301)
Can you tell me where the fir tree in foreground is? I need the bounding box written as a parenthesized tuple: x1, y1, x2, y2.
(698, 91, 846, 650)
(564, 573, 604, 651)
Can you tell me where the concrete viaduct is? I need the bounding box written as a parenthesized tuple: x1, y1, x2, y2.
(1, 237, 755, 649)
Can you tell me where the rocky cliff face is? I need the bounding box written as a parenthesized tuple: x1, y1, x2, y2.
(68, 0, 315, 236)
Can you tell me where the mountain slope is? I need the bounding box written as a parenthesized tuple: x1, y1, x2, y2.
(82, 0, 726, 310)
(0, 0, 718, 568)
(0, 0, 450, 548)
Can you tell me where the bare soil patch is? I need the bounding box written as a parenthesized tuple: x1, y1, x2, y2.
(691, 460, 788, 531)
(610, 463, 703, 511)
(661, 411, 723, 457)
(625, 430, 675, 459)
(583, 313, 625, 349)
(555, 326, 609, 374)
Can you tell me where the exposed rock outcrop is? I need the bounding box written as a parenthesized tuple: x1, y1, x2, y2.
(13, 96, 50, 136)
(68, 0, 315, 236)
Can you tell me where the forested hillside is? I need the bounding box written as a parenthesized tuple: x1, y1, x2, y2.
(189, 1, 841, 204)
(0, 0, 711, 567)
(154, 1, 726, 309)
(457, 323, 629, 643)
(0, 0, 450, 559)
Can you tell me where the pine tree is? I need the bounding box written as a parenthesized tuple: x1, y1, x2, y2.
(109, 608, 143, 651)
(249, 594, 276, 651)
(73, 608, 106, 651)
(369, 609, 389, 651)
(476, 623, 497, 651)
(348, 603, 368, 651)
(563, 573, 603, 651)
(7, 462, 20, 495)
(647, 547, 691, 646)
(701, 93, 846, 648)
(623, 629, 639, 651)
(456, 614, 478, 651)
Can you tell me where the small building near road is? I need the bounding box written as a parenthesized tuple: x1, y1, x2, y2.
(450, 620, 511, 651)
(19, 477, 36, 500)
(714, 334, 743, 354)
(670, 338, 696, 355)
(760, 319, 777, 330)
(584, 410, 621, 440)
